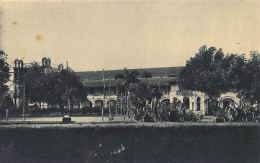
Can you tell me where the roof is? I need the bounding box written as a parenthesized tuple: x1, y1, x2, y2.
(76, 66, 184, 81)
(82, 77, 178, 88)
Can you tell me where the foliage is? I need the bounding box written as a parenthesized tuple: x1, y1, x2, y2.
(178, 45, 260, 114)
(115, 68, 140, 118)
(131, 83, 162, 109)
(184, 111, 204, 122)
(158, 99, 203, 122)
(237, 51, 260, 104)
(0, 51, 10, 93)
(141, 71, 152, 79)
(22, 62, 46, 103)
(45, 69, 87, 112)
(18, 64, 87, 113)
(178, 45, 258, 97)
(215, 101, 260, 122)
(115, 68, 140, 88)
(0, 50, 10, 110)
(178, 45, 228, 97)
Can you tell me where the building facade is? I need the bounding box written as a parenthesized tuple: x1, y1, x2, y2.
(76, 67, 239, 115)
(12, 58, 240, 115)
(13, 57, 64, 109)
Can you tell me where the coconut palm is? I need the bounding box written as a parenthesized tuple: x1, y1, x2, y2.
(115, 68, 140, 120)
(131, 82, 163, 121)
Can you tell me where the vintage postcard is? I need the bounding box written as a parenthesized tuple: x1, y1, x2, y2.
(0, 0, 259, 162)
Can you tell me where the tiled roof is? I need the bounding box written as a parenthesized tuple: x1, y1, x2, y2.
(82, 77, 177, 88)
(76, 66, 184, 81)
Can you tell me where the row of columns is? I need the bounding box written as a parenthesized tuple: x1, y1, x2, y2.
(81, 99, 117, 108)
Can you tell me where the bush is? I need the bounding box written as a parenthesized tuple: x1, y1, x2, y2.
(215, 102, 260, 123)
(158, 100, 204, 122)
(184, 111, 204, 122)
(159, 100, 185, 122)
(134, 109, 146, 121)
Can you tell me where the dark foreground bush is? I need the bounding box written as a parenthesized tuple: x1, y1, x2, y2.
(0, 125, 259, 163)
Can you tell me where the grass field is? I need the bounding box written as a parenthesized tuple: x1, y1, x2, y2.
(0, 122, 259, 163)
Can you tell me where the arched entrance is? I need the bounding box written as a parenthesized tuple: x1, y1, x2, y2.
(95, 100, 103, 108)
(183, 97, 190, 109)
(221, 98, 235, 109)
(197, 97, 201, 111)
(81, 100, 93, 108)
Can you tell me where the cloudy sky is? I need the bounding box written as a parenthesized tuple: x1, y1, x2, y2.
(0, 0, 260, 71)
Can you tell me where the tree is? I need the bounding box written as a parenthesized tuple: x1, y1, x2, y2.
(0, 50, 10, 111)
(20, 63, 87, 114)
(141, 71, 152, 79)
(178, 45, 229, 97)
(22, 62, 46, 105)
(45, 69, 87, 114)
(115, 68, 140, 120)
(237, 51, 260, 104)
(178, 46, 232, 114)
(178, 45, 260, 115)
(131, 82, 162, 121)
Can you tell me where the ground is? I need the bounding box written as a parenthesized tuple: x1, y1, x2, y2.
(0, 119, 259, 163)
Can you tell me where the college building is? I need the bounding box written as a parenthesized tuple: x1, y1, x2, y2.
(76, 67, 239, 115)
(12, 58, 240, 115)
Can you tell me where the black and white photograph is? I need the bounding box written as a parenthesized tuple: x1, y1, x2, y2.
(0, 0, 259, 162)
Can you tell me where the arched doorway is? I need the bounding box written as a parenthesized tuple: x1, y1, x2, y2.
(221, 98, 235, 109)
(183, 97, 190, 109)
(197, 97, 201, 111)
(95, 100, 103, 108)
(204, 99, 210, 115)
(81, 100, 93, 108)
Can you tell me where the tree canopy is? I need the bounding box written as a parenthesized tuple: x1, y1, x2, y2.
(0, 50, 11, 111)
(21, 64, 87, 110)
(178, 45, 260, 104)
(178, 46, 228, 97)
(0, 50, 10, 96)
(237, 51, 260, 104)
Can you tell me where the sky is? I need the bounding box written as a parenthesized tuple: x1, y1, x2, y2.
(0, 0, 260, 72)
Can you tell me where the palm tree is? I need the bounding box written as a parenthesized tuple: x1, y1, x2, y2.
(131, 82, 163, 121)
(115, 68, 140, 120)
(150, 85, 163, 121)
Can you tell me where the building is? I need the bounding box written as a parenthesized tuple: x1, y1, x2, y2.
(13, 57, 64, 109)
(12, 57, 240, 115)
(76, 67, 237, 115)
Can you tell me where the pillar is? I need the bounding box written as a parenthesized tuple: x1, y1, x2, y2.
(200, 96, 205, 114)
(189, 97, 193, 111)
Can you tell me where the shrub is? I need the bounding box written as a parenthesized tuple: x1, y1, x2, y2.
(184, 111, 204, 122)
(134, 109, 145, 121)
(159, 100, 186, 122)
(215, 102, 260, 123)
